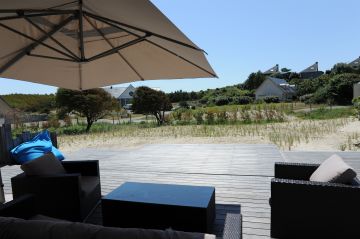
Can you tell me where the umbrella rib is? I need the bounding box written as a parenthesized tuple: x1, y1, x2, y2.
(83, 11, 206, 54)
(0, 12, 72, 21)
(87, 35, 150, 62)
(46, 1, 79, 10)
(28, 53, 75, 62)
(84, 13, 215, 77)
(24, 17, 80, 60)
(0, 23, 77, 60)
(0, 15, 76, 74)
(146, 40, 217, 78)
(83, 15, 144, 80)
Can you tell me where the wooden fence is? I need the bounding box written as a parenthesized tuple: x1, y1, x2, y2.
(0, 124, 57, 167)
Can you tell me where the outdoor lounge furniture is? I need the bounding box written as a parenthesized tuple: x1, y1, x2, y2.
(102, 182, 216, 233)
(0, 195, 215, 239)
(11, 160, 101, 222)
(270, 162, 360, 238)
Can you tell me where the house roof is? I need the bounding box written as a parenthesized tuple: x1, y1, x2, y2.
(263, 64, 279, 74)
(268, 77, 296, 94)
(349, 57, 360, 68)
(301, 62, 319, 73)
(268, 77, 288, 85)
(104, 87, 128, 98)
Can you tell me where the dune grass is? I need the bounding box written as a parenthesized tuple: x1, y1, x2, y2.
(57, 118, 351, 151)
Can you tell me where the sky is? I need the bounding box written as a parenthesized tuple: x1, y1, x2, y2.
(1, 0, 360, 94)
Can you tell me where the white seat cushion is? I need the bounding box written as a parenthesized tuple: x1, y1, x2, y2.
(20, 153, 66, 176)
(310, 154, 357, 184)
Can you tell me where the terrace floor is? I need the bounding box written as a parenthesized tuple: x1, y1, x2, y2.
(2, 144, 360, 238)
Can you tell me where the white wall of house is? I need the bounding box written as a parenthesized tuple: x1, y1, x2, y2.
(119, 85, 136, 100)
(0, 97, 13, 117)
(255, 79, 286, 100)
(354, 83, 360, 99)
(118, 85, 136, 106)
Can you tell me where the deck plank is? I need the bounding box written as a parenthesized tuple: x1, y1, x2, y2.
(2, 144, 360, 238)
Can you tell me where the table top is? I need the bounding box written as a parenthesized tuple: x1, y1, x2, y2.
(104, 182, 215, 208)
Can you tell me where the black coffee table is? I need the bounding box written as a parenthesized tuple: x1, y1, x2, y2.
(102, 182, 216, 233)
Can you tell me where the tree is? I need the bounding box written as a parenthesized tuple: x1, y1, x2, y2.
(243, 71, 266, 90)
(311, 73, 360, 105)
(132, 87, 172, 125)
(56, 88, 116, 132)
(331, 63, 359, 75)
(281, 68, 291, 73)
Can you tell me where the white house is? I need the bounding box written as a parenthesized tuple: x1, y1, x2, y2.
(255, 77, 296, 101)
(0, 96, 15, 123)
(104, 85, 136, 107)
(354, 83, 360, 99)
(104, 85, 161, 107)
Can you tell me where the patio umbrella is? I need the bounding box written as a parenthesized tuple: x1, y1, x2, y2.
(0, 0, 216, 90)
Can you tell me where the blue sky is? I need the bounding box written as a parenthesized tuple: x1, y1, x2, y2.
(1, 0, 359, 94)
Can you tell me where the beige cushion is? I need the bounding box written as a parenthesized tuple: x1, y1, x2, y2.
(20, 153, 66, 176)
(310, 154, 357, 183)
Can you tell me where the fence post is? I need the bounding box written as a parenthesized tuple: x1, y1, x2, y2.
(0, 121, 7, 203)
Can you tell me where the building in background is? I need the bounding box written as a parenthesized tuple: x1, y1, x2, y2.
(299, 62, 324, 79)
(105, 85, 161, 107)
(262, 64, 279, 75)
(104, 85, 136, 107)
(354, 82, 360, 99)
(0, 96, 16, 124)
(255, 77, 296, 101)
(349, 56, 360, 70)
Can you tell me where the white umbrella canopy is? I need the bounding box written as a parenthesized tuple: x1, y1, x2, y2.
(0, 0, 216, 90)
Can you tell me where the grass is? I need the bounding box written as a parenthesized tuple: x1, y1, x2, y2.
(295, 107, 355, 120)
(55, 118, 352, 151)
(12, 103, 357, 151)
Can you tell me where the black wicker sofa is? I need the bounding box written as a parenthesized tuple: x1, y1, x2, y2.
(270, 162, 360, 238)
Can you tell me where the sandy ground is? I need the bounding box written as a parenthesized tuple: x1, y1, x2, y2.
(293, 120, 360, 151)
(59, 136, 271, 153)
(58, 119, 360, 153)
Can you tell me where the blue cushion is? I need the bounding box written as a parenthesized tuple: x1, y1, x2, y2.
(51, 146, 65, 161)
(10, 130, 64, 164)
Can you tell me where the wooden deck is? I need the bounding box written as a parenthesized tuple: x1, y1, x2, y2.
(2, 144, 360, 238)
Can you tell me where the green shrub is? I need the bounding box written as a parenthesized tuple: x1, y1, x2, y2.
(232, 96, 253, 105)
(311, 73, 360, 105)
(263, 96, 280, 103)
(215, 96, 230, 106)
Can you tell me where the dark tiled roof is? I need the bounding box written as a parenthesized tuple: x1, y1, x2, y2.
(263, 64, 279, 74)
(349, 57, 360, 68)
(268, 77, 296, 94)
(301, 62, 319, 73)
(268, 77, 288, 85)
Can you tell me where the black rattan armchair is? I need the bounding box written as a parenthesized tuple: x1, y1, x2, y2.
(270, 162, 360, 238)
(11, 160, 101, 222)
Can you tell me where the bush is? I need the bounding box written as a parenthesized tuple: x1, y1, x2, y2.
(215, 96, 230, 106)
(263, 96, 280, 103)
(353, 97, 360, 120)
(179, 101, 190, 109)
(311, 73, 360, 105)
(232, 96, 253, 105)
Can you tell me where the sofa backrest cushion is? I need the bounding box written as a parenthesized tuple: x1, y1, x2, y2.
(20, 153, 66, 176)
(0, 217, 216, 239)
(310, 154, 357, 184)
